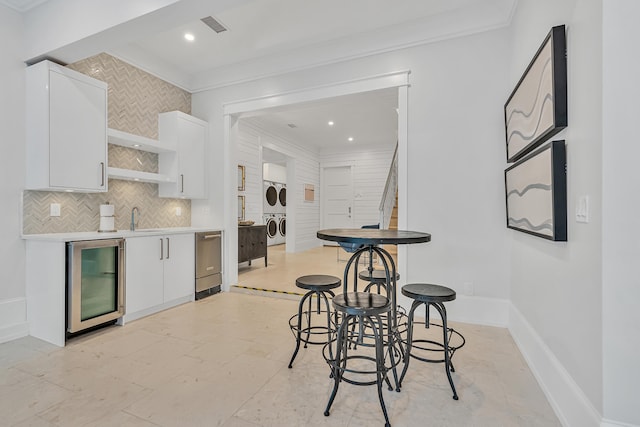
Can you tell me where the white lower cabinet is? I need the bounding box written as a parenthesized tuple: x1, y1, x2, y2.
(124, 233, 194, 322)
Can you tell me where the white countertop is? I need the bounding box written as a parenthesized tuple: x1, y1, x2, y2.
(22, 227, 223, 241)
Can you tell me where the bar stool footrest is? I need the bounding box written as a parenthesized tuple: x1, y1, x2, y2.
(288, 311, 336, 346)
(399, 321, 465, 361)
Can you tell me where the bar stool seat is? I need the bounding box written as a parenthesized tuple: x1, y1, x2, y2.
(358, 269, 400, 294)
(358, 269, 400, 282)
(402, 283, 455, 302)
(399, 283, 465, 401)
(324, 292, 394, 427)
(288, 275, 341, 368)
(296, 274, 342, 291)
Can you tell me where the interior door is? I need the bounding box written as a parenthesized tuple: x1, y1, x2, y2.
(322, 166, 354, 237)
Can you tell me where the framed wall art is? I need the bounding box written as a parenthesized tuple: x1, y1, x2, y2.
(304, 184, 315, 202)
(237, 195, 245, 220)
(505, 25, 567, 163)
(237, 165, 246, 191)
(505, 140, 567, 241)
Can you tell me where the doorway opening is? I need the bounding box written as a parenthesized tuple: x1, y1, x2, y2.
(224, 72, 409, 295)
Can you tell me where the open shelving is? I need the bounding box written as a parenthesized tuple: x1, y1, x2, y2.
(107, 128, 177, 184)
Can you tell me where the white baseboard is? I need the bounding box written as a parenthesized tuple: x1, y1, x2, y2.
(0, 298, 29, 344)
(448, 294, 510, 327)
(508, 304, 602, 427)
(601, 419, 639, 427)
(120, 295, 193, 324)
(397, 293, 510, 327)
(294, 239, 322, 253)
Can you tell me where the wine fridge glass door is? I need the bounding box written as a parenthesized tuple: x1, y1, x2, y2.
(67, 239, 125, 334)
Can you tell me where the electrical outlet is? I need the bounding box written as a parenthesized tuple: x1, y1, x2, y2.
(50, 203, 61, 217)
(175, 207, 182, 216)
(463, 282, 474, 296)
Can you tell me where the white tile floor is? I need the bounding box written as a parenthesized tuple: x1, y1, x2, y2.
(0, 246, 561, 426)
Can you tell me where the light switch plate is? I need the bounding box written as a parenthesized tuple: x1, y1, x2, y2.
(576, 195, 589, 223)
(50, 203, 61, 217)
(175, 207, 182, 216)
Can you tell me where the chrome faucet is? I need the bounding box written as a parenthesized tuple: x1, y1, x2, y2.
(130, 207, 140, 231)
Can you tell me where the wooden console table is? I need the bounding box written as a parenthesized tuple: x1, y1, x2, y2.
(238, 225, 267, 267)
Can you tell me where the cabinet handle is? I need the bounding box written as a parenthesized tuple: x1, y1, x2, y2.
(160, 238, 164, 260)
(180, 174, 184, 193)
(100, 162, 105, 187)
(166, 238, 170, 259)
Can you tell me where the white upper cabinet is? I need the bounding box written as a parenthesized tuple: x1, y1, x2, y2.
(158, 111, 207, 199)
(26, 60, 108, 192)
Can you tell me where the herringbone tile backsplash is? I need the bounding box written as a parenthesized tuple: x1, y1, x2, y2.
(23, 53, 193, 234)
(68, 53, 191, 139)
(23, 181, 191, 234)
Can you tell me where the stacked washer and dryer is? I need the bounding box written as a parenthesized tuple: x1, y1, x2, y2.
(263, 181, 286, 246)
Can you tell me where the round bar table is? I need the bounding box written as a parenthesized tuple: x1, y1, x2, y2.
(317, 228, 431, 318)
(317, 228, 431, 391)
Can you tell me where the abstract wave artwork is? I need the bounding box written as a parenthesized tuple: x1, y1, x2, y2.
(505, 25, 567, 163)
(505, 141, 567, 241)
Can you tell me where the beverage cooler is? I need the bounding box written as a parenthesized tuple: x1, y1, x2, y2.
(66, 239, 125, 335)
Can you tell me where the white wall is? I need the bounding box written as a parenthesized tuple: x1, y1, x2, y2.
(602, 1, 640, 425)
(507, 0, 604, 425)
(320, 146, 395, 228)
(401, 32, 511, 300)
(0, 5, 28, 342)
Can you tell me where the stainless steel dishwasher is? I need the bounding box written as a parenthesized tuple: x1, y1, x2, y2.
(195, 231, 222, 299)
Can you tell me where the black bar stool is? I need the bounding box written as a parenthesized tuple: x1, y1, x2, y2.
(358, 269, 400, 294)
(288, 274, 341, 368)
(324, 292, 394, 427)
(398, 283, 465, 400)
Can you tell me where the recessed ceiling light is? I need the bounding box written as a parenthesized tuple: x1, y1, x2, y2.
(348, 137, 354, 142)
(184, 33, 195, 42)
(328, 121, 334, 126)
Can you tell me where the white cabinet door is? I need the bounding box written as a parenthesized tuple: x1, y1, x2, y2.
(158, 112, 207, 199)
(26, 60, 107, 192)
(49, 70, 107, 191)
(162, 233, 195, 302)
(177, 116, 206, 198)
(125, 237, 164, 314)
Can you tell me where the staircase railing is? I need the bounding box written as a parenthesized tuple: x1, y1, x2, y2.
(379, 143, 398, 230)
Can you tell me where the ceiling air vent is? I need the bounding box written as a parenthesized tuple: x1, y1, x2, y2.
(201, 16, 227, 33)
